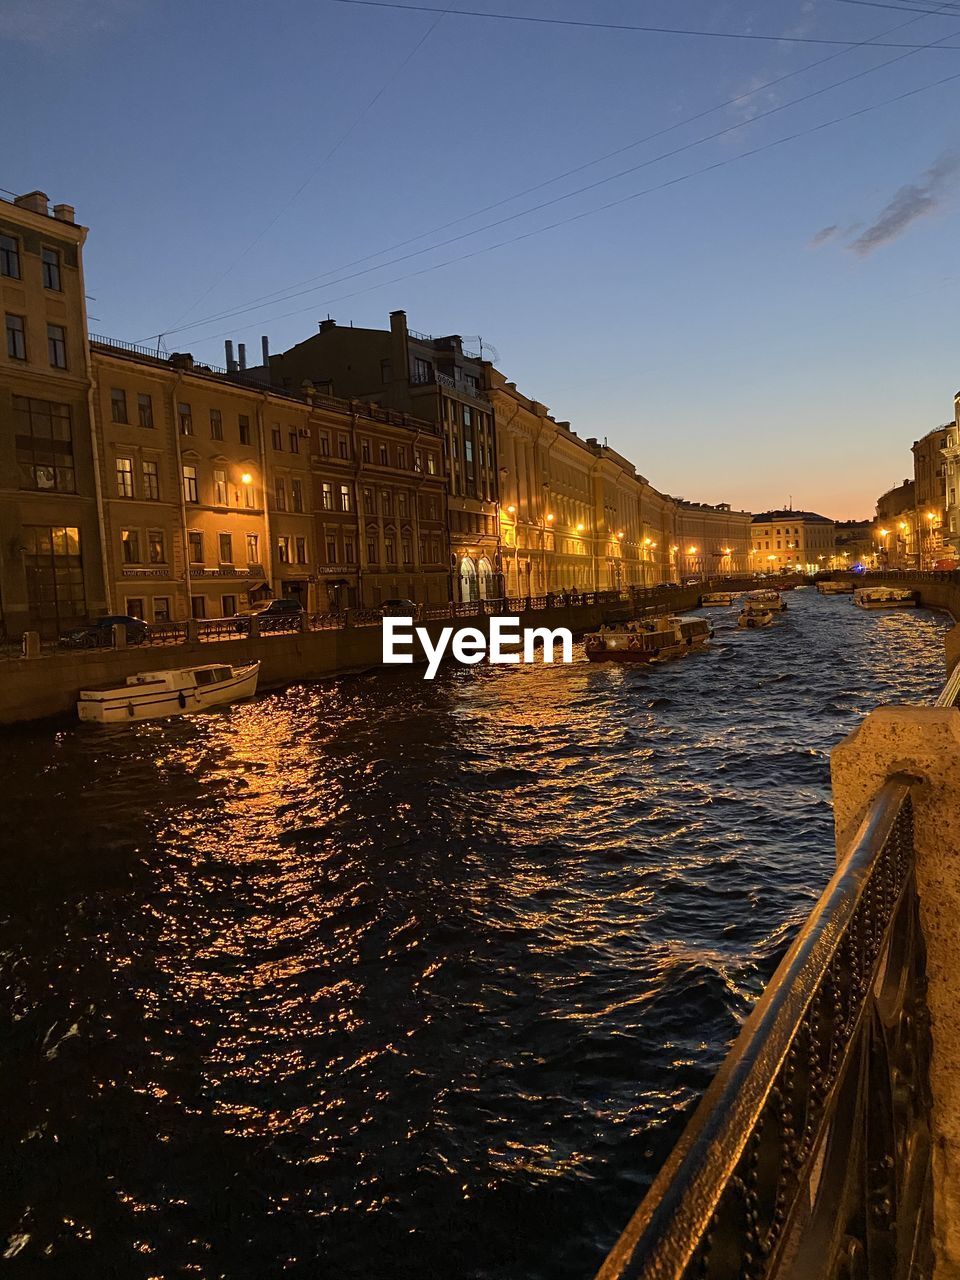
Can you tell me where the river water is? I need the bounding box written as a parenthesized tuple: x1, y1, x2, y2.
(0, 589, 949, 1279)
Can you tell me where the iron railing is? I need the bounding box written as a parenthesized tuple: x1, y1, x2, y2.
(595, 661, 960, 1280)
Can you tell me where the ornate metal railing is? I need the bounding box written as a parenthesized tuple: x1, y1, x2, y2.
(595, 662, 960, 1280)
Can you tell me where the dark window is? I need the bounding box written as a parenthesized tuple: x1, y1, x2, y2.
(338, 436, 349, 460)
(42, 248, 61, 291)
(14, 396, 75, 492)
(191, 595, 206, 619)
(295, 536, 307, 563)
(219, 533, 233, 563)
(126, 598, 145, 620)
(361, 439, 371, 462)
(142, 460, 160, 500)
(120, 529, 141, 563)
(138, 393, 154, 428)
(6, 314, 26, 360)
(291, 478, 303, 512)
(319, 434, 330, 456)
(210, 408, 223, 440)
(413, 357, 432, 384)
(344, 537, 356, 564)
(111, 388, 128, 423)
(178, 403, 193, 435)
(397, 447, 406, 469)
(239, 414, 251, 445)
(289, 430, 299, 454)
(148, 530, 165, 563)
(47, 324, 67, 369)
(188, 531, 203, 562)
(221, 595, 238, 617)
(275, 477, 286, 511)
(379, 445, 388, 465)
(272, 426, 282, 450)
(0, 235, 21, 279)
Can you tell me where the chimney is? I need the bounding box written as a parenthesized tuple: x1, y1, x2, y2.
(261, 335, 270, 365)
(52, 203, 75, 224)
(225, 340, 237, 373)
(168, 352, 194, 371)
(14, 190, 49, 217)
(318, 318, 337, 332)
(238, 343, 247, 371)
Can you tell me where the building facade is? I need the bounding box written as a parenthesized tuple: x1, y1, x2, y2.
(913, 424, 950, 568)
(674, 502, 753, 580)
(750, 510, 836, 574)
(0, 191, 107, 638)
(874, 479, 916, 568)
(268, 310, 498, 602)
(941, 401, 960, 564)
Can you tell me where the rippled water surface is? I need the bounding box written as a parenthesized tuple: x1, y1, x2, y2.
(0, 591, 950, 1278)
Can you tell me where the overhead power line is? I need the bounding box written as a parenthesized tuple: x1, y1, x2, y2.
(178, 65, 960, 353)
(328, 0, 960, 47)
(152, 18, 960, 341)
(146, 0, 950, 342)
(167, 4, 453, 328)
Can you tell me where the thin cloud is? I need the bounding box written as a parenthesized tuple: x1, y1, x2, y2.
(809, 224, 839, 246)
(849, 151, 960, 255)
(0, 0, 139, 48)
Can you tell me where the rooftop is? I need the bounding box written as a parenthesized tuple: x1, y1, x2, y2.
(751, 509, 834, 524)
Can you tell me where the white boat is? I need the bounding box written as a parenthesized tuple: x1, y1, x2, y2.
(817, 580, 854, 595)
(744, 589, 786, 612)
(852, 587, 916, 610)
(701, 592, 734, 606)
(77, 661, 260, 724)
(738, 604, 774, 629)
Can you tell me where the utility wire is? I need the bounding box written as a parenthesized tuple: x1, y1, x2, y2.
(145, 0, 949, 341)
(153, 18, 960, 340)
(179, 65, 960, 353)
(328, 0, 960, 47)
(168, 4, 452, 327)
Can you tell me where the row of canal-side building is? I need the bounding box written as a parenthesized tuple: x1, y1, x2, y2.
(0, 186, 760, 639)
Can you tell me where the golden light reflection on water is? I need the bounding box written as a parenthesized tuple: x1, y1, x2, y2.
(0, 592, 950, 1278)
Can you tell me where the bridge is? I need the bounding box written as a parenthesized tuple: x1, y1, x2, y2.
(597, 570, 960, 1280)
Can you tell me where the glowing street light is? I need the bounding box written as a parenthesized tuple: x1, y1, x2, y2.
(241, 472, 253, 485)
(576, 522, 585, 532)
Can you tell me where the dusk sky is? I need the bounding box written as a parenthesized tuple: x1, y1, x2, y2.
(3, 0, 959, 519)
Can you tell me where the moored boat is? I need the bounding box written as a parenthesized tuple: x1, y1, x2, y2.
(77, 661, 260, 724)
(744, 589, 786, 612)
(738, 605, 774, 629)
(852, 587, 916, 610)
(584, 616, 691, 664)
(701, 592, 734, 606)
(674, 615, 713, 649)
(817, 580, 854, 595)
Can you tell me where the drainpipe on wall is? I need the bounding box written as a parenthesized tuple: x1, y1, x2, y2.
(82, 327, 112, 615)
(257, 394, 274, 597)
(170, 373, 193, 619)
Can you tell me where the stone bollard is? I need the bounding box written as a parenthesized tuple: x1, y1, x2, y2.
(185, 618, 200, 644)
(248, 616, 261, 639)
(831, 707, 960, 1279)
(20, 631, 40, 659)
(112, 622, 127, 649)
(342, 609, 352, 628)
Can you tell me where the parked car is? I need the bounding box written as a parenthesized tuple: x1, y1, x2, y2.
(235, 598, 303, 633)
(682, 576, 700, 586)
(59, 614, 149, 649)
(380, 598, 419, 617)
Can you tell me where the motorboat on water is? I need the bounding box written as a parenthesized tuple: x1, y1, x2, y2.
(738, 605, 774, 629)
(583, 614, 711, 664)
(817, 580, 854, 595)
(77, 661, 260, 724)
(701, 592, 734, 606)
(852, 587, 916, 610)
(744, 589, 786, 612)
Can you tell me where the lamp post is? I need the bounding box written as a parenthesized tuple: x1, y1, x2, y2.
(877, 527, 889, 569)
